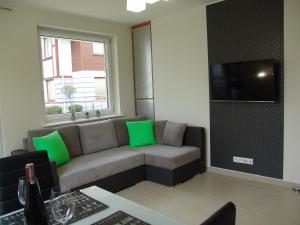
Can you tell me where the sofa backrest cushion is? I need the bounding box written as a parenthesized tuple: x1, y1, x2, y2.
(113, 115, 147, 146)
(162, 121, 187, 147)
(154, 120, 167, 144)
(28, 129, 52, 151)
(27, 125, 82, 158)
(78, 120, 119, 154)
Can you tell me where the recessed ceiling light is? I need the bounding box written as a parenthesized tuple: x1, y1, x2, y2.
(145, 0, 160, 4)
(127, 0, 170, 13)
(127, 0, 146, 13)
(258, 72, 267, 78)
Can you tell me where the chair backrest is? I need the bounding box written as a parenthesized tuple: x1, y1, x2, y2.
(0, 151, 55, 216)
(200, 202, 236, 225)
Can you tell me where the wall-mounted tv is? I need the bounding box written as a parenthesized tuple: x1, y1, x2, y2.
(209, 59, 278, 102)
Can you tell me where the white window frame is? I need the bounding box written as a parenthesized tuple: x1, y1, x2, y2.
(38, 27, 114, 124)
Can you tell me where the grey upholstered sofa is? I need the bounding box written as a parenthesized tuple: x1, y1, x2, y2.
(17, 116, 206, 192)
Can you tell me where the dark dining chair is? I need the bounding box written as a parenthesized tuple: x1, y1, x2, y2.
(0, 151, 55, 216)
(200, 202, 236, 225)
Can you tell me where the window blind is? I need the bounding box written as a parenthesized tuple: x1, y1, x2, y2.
(38, 26, 111, 44)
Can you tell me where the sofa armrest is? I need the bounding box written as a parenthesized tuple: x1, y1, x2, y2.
(49, 160, 59, 186)
(183, 126, 206, 171)
(23, 138, 29, 150)
(11, 149, 30, 156)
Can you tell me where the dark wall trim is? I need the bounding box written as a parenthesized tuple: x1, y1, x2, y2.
(207, 0, 284, 178)
(131, 21, 151, 31)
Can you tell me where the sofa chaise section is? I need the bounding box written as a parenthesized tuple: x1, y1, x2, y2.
(125, 144, 200, 170)
(120, 143, 202, 186)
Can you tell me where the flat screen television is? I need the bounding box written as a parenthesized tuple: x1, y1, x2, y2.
(209, 59, 278, 102)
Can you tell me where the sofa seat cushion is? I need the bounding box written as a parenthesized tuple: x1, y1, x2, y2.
(57, 148, 144, 191)
(120, 144, 200, 170)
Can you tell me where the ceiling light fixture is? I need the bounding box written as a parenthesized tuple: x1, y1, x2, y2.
(127, 0, 169, 13)
(145, 0, 161, 4)
(257, 72, 267, 78)
(127, 0, 146, 13)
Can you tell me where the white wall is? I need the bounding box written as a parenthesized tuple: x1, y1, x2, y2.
(0, 3, 135, 156)
(151, 2, 300, 183)
(151, 6, 210, 165)
(0, 116, 4, 158)
(283, 0, 300, 184)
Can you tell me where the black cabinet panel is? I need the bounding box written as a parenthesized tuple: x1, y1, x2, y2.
(207, 0, 284, 178)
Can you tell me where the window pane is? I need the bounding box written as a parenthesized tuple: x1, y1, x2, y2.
(92, 42, 105, 55)
(43, 38, 52, 59)
(95, 78, 106, 97)
(47, 80, 55, 101)
(40, 36, 109, 117)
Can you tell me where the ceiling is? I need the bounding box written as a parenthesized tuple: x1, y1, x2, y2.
(4, 0, 206, 25)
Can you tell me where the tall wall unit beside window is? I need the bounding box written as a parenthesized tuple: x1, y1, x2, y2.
(38, 27, 114, 123)
(132, 22, 155, 119)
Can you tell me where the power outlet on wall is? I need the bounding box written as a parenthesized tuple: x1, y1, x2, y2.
(233, 156, 254, 165)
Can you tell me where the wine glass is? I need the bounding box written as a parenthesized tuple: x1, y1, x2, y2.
(50, 186, 75, 225)
(18, 176, 27, 205)
(18, 176, 42, 206)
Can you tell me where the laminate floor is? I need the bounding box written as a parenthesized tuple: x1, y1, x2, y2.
(118, 171, 300, 225)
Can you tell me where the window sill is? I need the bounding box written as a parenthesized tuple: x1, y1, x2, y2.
(43, 114, 123, 128)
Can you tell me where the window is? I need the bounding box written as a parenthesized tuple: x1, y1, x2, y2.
(42, 38, 52, 59)
(39, 28, 113, 123)
(46, 79, 55, 102)
(95, 78, 107, 99)
(93, 42, 105, 55)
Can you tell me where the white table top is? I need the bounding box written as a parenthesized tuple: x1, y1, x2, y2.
(0, 186, 187, 225)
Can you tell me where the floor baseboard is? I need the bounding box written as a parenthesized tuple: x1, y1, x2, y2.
(207, 166, 300, 188)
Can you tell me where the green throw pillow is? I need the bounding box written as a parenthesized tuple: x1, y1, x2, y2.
(126, 120, 156, 148)
(32, 131, 70, 166)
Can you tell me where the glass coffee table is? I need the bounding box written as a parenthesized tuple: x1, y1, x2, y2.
(0, 186, 187, 225)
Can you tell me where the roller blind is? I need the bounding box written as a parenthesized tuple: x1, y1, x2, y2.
(38, 26, 111, 44)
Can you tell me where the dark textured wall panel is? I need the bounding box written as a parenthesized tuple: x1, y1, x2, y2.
(207, 0, 284, 178)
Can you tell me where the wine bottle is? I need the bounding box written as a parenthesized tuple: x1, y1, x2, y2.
(24, 163, 49, 225)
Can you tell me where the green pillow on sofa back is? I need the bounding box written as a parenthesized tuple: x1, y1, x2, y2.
(32, 131, 70, 166)
(126, 120, 156, 147)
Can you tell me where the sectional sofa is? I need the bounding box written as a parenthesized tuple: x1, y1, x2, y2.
(14, 116, 206, 192)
